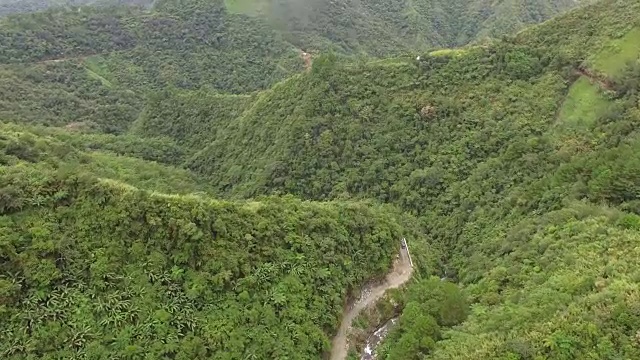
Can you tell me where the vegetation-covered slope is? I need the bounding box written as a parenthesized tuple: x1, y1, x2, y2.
(0, 0, 302, 132)
(0, 122, 207, 193)
(1, 0, 640, 358)
(1, 0, 588, 58)
(0, 61, 142, 134)
(0, 121, 437, 359)
(187, 0, 639, 209)
(127, 0, 640, 357)
(0, 0, 587, 134)
(225, 0, 590, 54)
(0, 0, 153, 17)
(133, 90, 256, 151)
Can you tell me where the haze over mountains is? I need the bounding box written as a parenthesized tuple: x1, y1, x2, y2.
(1, 0, 640, 359)
(0, 0, 591, 52)
(225, 0, 594, 52)
(0, 0, 153, 16)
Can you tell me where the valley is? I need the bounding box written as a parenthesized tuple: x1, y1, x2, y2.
(1, 0, 640, 359)
(331, 245, 413, 360)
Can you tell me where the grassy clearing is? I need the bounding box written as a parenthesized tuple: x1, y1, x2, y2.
(85, 152, 211, 195)
(591, 27, 640, 77)
(85, 68, 113, 88)
(366, 57, 413, 67)
(429, 48, 468, 57)
(84, 56, 114, 87)
(224, 0, 266, 15)
(558, 76, 609, 127)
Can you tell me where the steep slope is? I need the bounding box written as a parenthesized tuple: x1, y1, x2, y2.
(0, 1, 301, 86)
(0, 121, 438, 359)
(1, 0, 639, 358)
(0, 61, 142, 134)
(225, 0, 590, 54)
(0, 0, 152, 17)
(1, 0, 588, 57)
(162, 0, 640, 357)
(0, 0, 302, 132)
(0, 122, 207, 194)
(0, 0, 588, 134)
(188, 0, 639, 208)
(330, 246, 414, 360)
(132, 90, 256, 151)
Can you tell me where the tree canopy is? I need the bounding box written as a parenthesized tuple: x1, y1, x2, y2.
(1, 0, 640, 358)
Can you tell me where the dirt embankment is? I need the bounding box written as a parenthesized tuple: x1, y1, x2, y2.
(299, 50, 312, 71)
(576, 66, 616, 91)
(329, 248, 413, 360)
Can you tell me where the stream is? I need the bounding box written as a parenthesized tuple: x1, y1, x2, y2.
(329, 246, 413, 360)
(361, 317, 399, 359)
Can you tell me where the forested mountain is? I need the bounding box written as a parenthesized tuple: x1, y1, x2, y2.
(2, 0, 640, 358)
(139, 0, 640, 357)
(226, 0, 591, 54)
(0, 0, 585, 133)
(0, 122, 439, 358)
(0, 1, 302, 88)
(0, 0, 303, 132)
(1, 0, 588, 53)
(0, 0, 152, 17)
(0, 0, 91, 16)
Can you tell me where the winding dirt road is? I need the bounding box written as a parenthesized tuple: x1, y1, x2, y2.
(329, 246, 414, 360)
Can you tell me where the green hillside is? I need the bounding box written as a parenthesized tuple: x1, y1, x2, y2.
(1, 0, 587, 50)
(1, 0, 640, 359)
(0, 122, 207, 193)
(132, 90, 256, 151)
(0, 121, 438, 359)
(0, 0, 153, 17)
(0, 177, 423, 359)
(138, 0, 640, 357)
(186, 0, 639, 206)
(0, 0, 587, 134)
(0, 61, 143, 134)
(224, 0, 590, 54)
(0, 0, 303, 132)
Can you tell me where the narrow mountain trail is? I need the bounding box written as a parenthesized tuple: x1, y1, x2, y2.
(330, 246, 414, 360)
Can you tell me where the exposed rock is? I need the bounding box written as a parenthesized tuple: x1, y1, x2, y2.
(420, 105, 436, 119)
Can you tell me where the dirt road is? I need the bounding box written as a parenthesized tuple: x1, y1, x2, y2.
(329, 246, 414, 360)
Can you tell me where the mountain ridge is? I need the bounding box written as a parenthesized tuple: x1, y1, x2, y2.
(1, 0, 640, 358)
(132, 0, 640, 357)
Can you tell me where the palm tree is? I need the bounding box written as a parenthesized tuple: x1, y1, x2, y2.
(272, 292, 287, 308)
(317, 268, 331, 280)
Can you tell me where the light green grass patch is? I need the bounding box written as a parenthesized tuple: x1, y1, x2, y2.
(86, 152, 211, 195)
(558, 77, 609, 127)
(84, 56, 114, 88)
(224, 0, 267, 15)
(367, 57, 412, 67)
(591, 27, 640, 77)
(85, 68, 113, 88)
(429, 48, 468, 57)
